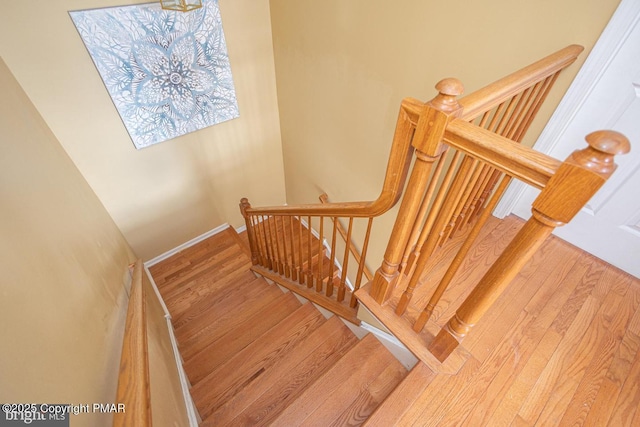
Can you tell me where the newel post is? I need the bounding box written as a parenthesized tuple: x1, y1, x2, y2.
(428, 130, 630, 362)
(370, 78, 464, 304)
(239, 198, 259, 265)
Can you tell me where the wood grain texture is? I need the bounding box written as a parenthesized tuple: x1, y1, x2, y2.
(114, 259, 151, 427)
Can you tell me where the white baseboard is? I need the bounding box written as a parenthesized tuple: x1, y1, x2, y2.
(165, 316, 200, 427)
(144, 223, 230, 267)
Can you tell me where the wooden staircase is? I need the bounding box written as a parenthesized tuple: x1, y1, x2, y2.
(149, 227, 408, 426)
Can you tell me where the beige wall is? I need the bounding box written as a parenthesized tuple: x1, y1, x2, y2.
(269, 0, 621, 268)
(0, 58, 135, 425)
(0, 57, 190, 426)
(0, 0, 286, 260)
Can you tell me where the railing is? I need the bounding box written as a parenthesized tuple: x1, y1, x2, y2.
(114, 259, 151, 427)
(240, 45, 629, 364)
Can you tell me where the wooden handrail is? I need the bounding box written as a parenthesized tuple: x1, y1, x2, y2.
(319, 193, 374, 281)
(246, 99, 418, 218)
(458, 44, 584, 121)
(114, 259, 151, 427)
(444, 119, 561, 189)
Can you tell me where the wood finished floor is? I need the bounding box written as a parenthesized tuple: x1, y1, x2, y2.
(150, 216, 640, 426)
(366, 215, 640, 426)
(149, 226, 406, 426)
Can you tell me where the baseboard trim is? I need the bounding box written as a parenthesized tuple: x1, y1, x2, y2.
(144, 223, 230, 267)
(165, 316, 201, 427)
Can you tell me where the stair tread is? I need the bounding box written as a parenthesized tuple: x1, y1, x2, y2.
(362, 362, 436, 426)
(178, 279, 283, 361)
(172, 272, 267, 331)
(184, 291, 302, 384)
(204, 315, 359, 427)
(269, 334, 407, 427)
(192, 302, 327, 419)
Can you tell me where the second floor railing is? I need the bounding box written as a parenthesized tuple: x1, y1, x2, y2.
(239, 45, 629, 365)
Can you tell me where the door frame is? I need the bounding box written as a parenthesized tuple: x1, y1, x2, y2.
(494, 0, 640, 218)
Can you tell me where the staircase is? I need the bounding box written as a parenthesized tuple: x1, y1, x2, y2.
(149, 227, 408, 426)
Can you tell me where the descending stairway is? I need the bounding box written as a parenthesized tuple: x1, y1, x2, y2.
(149, 227, 408, 426)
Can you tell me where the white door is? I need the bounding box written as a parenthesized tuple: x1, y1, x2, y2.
(506, 0, 640, 278)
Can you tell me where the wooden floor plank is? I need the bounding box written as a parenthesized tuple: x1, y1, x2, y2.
(269, 334, 394, 427)
(184, 291, 301, 385)
(191, 303, 326, 420)
(206, 316, 358, 427)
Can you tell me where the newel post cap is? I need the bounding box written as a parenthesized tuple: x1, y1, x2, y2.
(430, 78, 464, 112)
(573, 130, 631, 175)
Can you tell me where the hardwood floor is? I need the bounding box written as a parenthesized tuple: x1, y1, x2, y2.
(364, 215, 640, 426)
(149, 217, 640, 426)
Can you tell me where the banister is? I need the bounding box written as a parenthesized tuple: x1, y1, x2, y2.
(114, 259, 151, 427)
(458, 44, 584, 121)
(246, 99, 418, 218)
(444, 119, 561, 189)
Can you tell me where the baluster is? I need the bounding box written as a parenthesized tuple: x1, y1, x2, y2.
(428, 131, 630, 361)
(495, 95, 519, 136)
(371, 78, 464, 304)
(327, 218, 338, 297)
(250, 215, 264, 266)
(337, 218, 354, 302)
(298, 217, 305, 285)
(239, 198, 259, 265)
(270, 216, 283, 275)
(513, 74, 558, 142)
(403, 150, 462, 278)
(451, 164, 492, 234)
(439, 158, 482, 245)
(316, 217, 325, 292)
(503, 87, 533, 139)
(306, 216, 313, 287)
(263, 216, 273, 270)
(396, 154, 476, 315)
(289, 216, 297, 282)
(351, 217, 373, 307)
(398, 151, 448, 275)
(484, 101, 507, 131)
(279, 216, 290, 278)
(413, 175, 512, 331)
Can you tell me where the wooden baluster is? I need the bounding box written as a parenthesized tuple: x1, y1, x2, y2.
(413, 175, 512, 331)
(270, 216, 283, 275)
(337, 218, 354, 302)
(484, 101, 507, 131)
(396, 154, 476, 315)
(327, 218, 338, 297)
(239, 198, 259, 265)
(398, 151, 448, 275)
(351, 217, 373, 307)
(298, 217, 305, 285)
(428, 130, 630, 362)
(495, 95, 519, 136)
(289, 216, 297, 282)
(503, 87, 533, 139)
(250, 215, 264, 266)
(507, 84, 540, 140)
(513, 73, 559, 142)
(261, 215, 273, 270)
(315, 217, 324, 292)
(371, 78, 464, 304)
(320, 193, 374, 281)
(403, 150, 462, 277)
(306, 216, 313, 287)
(279, 216, 290, 278)
(454, 164, 492, 231)
(439, 158, 482, 245)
